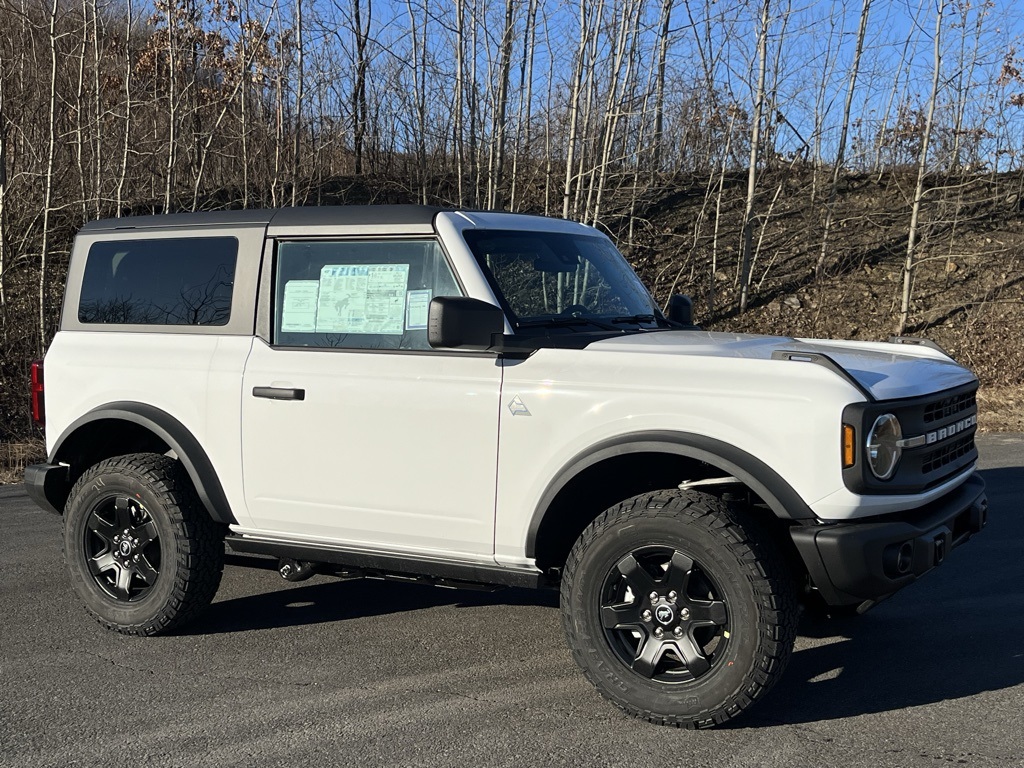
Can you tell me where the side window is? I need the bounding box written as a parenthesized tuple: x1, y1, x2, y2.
(273, 239, 461, 350)
(79, 237, 238, 326)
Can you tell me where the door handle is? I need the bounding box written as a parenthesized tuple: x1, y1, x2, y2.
(252, 386, 305, 401)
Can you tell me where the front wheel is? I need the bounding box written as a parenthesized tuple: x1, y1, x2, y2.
(62, 453, 225, 635)
(560, 489, 797, 728)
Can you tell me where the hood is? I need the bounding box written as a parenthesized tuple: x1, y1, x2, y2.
(589, 331, 976, 401)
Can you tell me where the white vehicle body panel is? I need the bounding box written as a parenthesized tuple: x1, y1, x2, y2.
(239, 339, 501, 557)
(590, 332, 976, 401)
(43, 331, 254, 526)
(493, 346, 865, 560)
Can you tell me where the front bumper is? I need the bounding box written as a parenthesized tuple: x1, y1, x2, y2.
(791, 473, 987, 606)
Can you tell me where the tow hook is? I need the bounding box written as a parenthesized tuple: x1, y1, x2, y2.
(278, 558, 318, 582)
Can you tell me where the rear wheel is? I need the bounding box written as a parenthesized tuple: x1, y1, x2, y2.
(63, 453, 224, 635)
(560, 489, 797, 728)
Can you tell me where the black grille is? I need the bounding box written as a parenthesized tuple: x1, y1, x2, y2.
(921, 434, 975, 475)
(924, 392, 976, 423)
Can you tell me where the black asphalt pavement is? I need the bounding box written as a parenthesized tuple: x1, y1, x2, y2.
(2, 435, 1022, 767)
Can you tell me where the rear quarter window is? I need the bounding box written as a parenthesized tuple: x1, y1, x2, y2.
(78, 237, 238, 326)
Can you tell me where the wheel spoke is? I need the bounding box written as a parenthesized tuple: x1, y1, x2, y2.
(601, 602, 642, 629)
(88, 551, 117, 576)
(688, 600, 728, 626)
(631, 633, 664, 678)
(663, 551, 694, 595)
(672, 634, 711, 677)
(113, 497, 134, 529)
(135, 520, 159, 547)
(133, 555, 158, 585)
(616, 554, 656, 595)
(113, 563, 133, 599)
(86, 511, 118, 544)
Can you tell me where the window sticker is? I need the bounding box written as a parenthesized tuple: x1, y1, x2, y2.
(405, 289, 431, 330)
(315, 264, 409, 334)
(281, 280, 320, 332)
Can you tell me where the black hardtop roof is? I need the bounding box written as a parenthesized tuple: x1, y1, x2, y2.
(80, 205, 448, 232)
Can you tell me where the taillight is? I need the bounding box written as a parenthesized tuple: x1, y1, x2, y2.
(30, 359, 45, 427)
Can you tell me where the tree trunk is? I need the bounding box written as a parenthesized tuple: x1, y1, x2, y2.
(163, 1, 177, 212)
(116, 0, 134, 216)
(509, 0, 537, 211)
(353, 0, 370, 176)
(90, 0, 101, 217)
(291, 0, 303, 206)
(652, 0, 673, 173)
(76, 0, 88, 220)
(816, 0, 872, 280)
(0, 48, 8, 319)
(487, 0, 515, 210)
(562, 0, 590, 219)
(900, 1, 945, 334)
(739, 0, 770, 314)
(40, 0, 60, 353)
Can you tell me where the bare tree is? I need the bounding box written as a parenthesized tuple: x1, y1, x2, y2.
(508, 0, 538, 211)
(405, 0, 429, 204)
(652, 0, 674, 173)
(291, 0, 304, 205)
(115, 0, 134, 216)
(486, 0, 515, 210)
(739, 0, 771, 314)
(352, 0, 370, 176)
(562, 0, 593, 219)
(900, 0, 946, 334)
(816, 0, 872, 279)
(162, 0, 178, 212)
(0, 46, 8, 320)
(39, 0, 62, 352)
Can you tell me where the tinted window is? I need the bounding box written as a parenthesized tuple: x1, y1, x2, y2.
(79, 237, 238, 326)
(274, 239, 460, 350)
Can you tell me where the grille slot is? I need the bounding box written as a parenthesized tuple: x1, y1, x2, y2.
(923, 392, 976, 423)
(921, 434, 975, 475)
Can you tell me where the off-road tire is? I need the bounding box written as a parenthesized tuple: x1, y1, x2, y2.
(560, 489, 798, 729)
(62, 453, 225, 635)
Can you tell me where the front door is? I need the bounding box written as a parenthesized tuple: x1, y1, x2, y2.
(240, 237, 501, 557)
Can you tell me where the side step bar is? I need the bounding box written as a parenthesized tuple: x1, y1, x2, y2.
(226, 535, 549, 590)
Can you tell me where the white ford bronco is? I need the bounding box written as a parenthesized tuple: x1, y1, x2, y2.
(26, 206, 987, 728)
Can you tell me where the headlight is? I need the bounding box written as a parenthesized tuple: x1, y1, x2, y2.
(866, 413, 902, 480)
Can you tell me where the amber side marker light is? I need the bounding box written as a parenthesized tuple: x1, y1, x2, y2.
(842, 423, 856, 468)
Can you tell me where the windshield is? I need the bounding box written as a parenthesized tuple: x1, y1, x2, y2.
(462, 229, 663, 330)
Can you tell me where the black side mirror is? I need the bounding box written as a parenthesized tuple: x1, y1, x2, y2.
(428, 297, 505, 351)
(667, 294, 696, 327)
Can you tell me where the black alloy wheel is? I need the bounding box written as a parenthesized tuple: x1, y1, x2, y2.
(600, 546, 729, 683)
(82, 494, 163, 602)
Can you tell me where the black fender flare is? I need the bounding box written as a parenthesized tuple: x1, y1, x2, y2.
(525, 430, 815, 558)
(50, 401, 237, 525)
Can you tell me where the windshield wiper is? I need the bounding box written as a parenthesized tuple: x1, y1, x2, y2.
(516, 316, 621, 331)
(611, 314, 663, 326)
